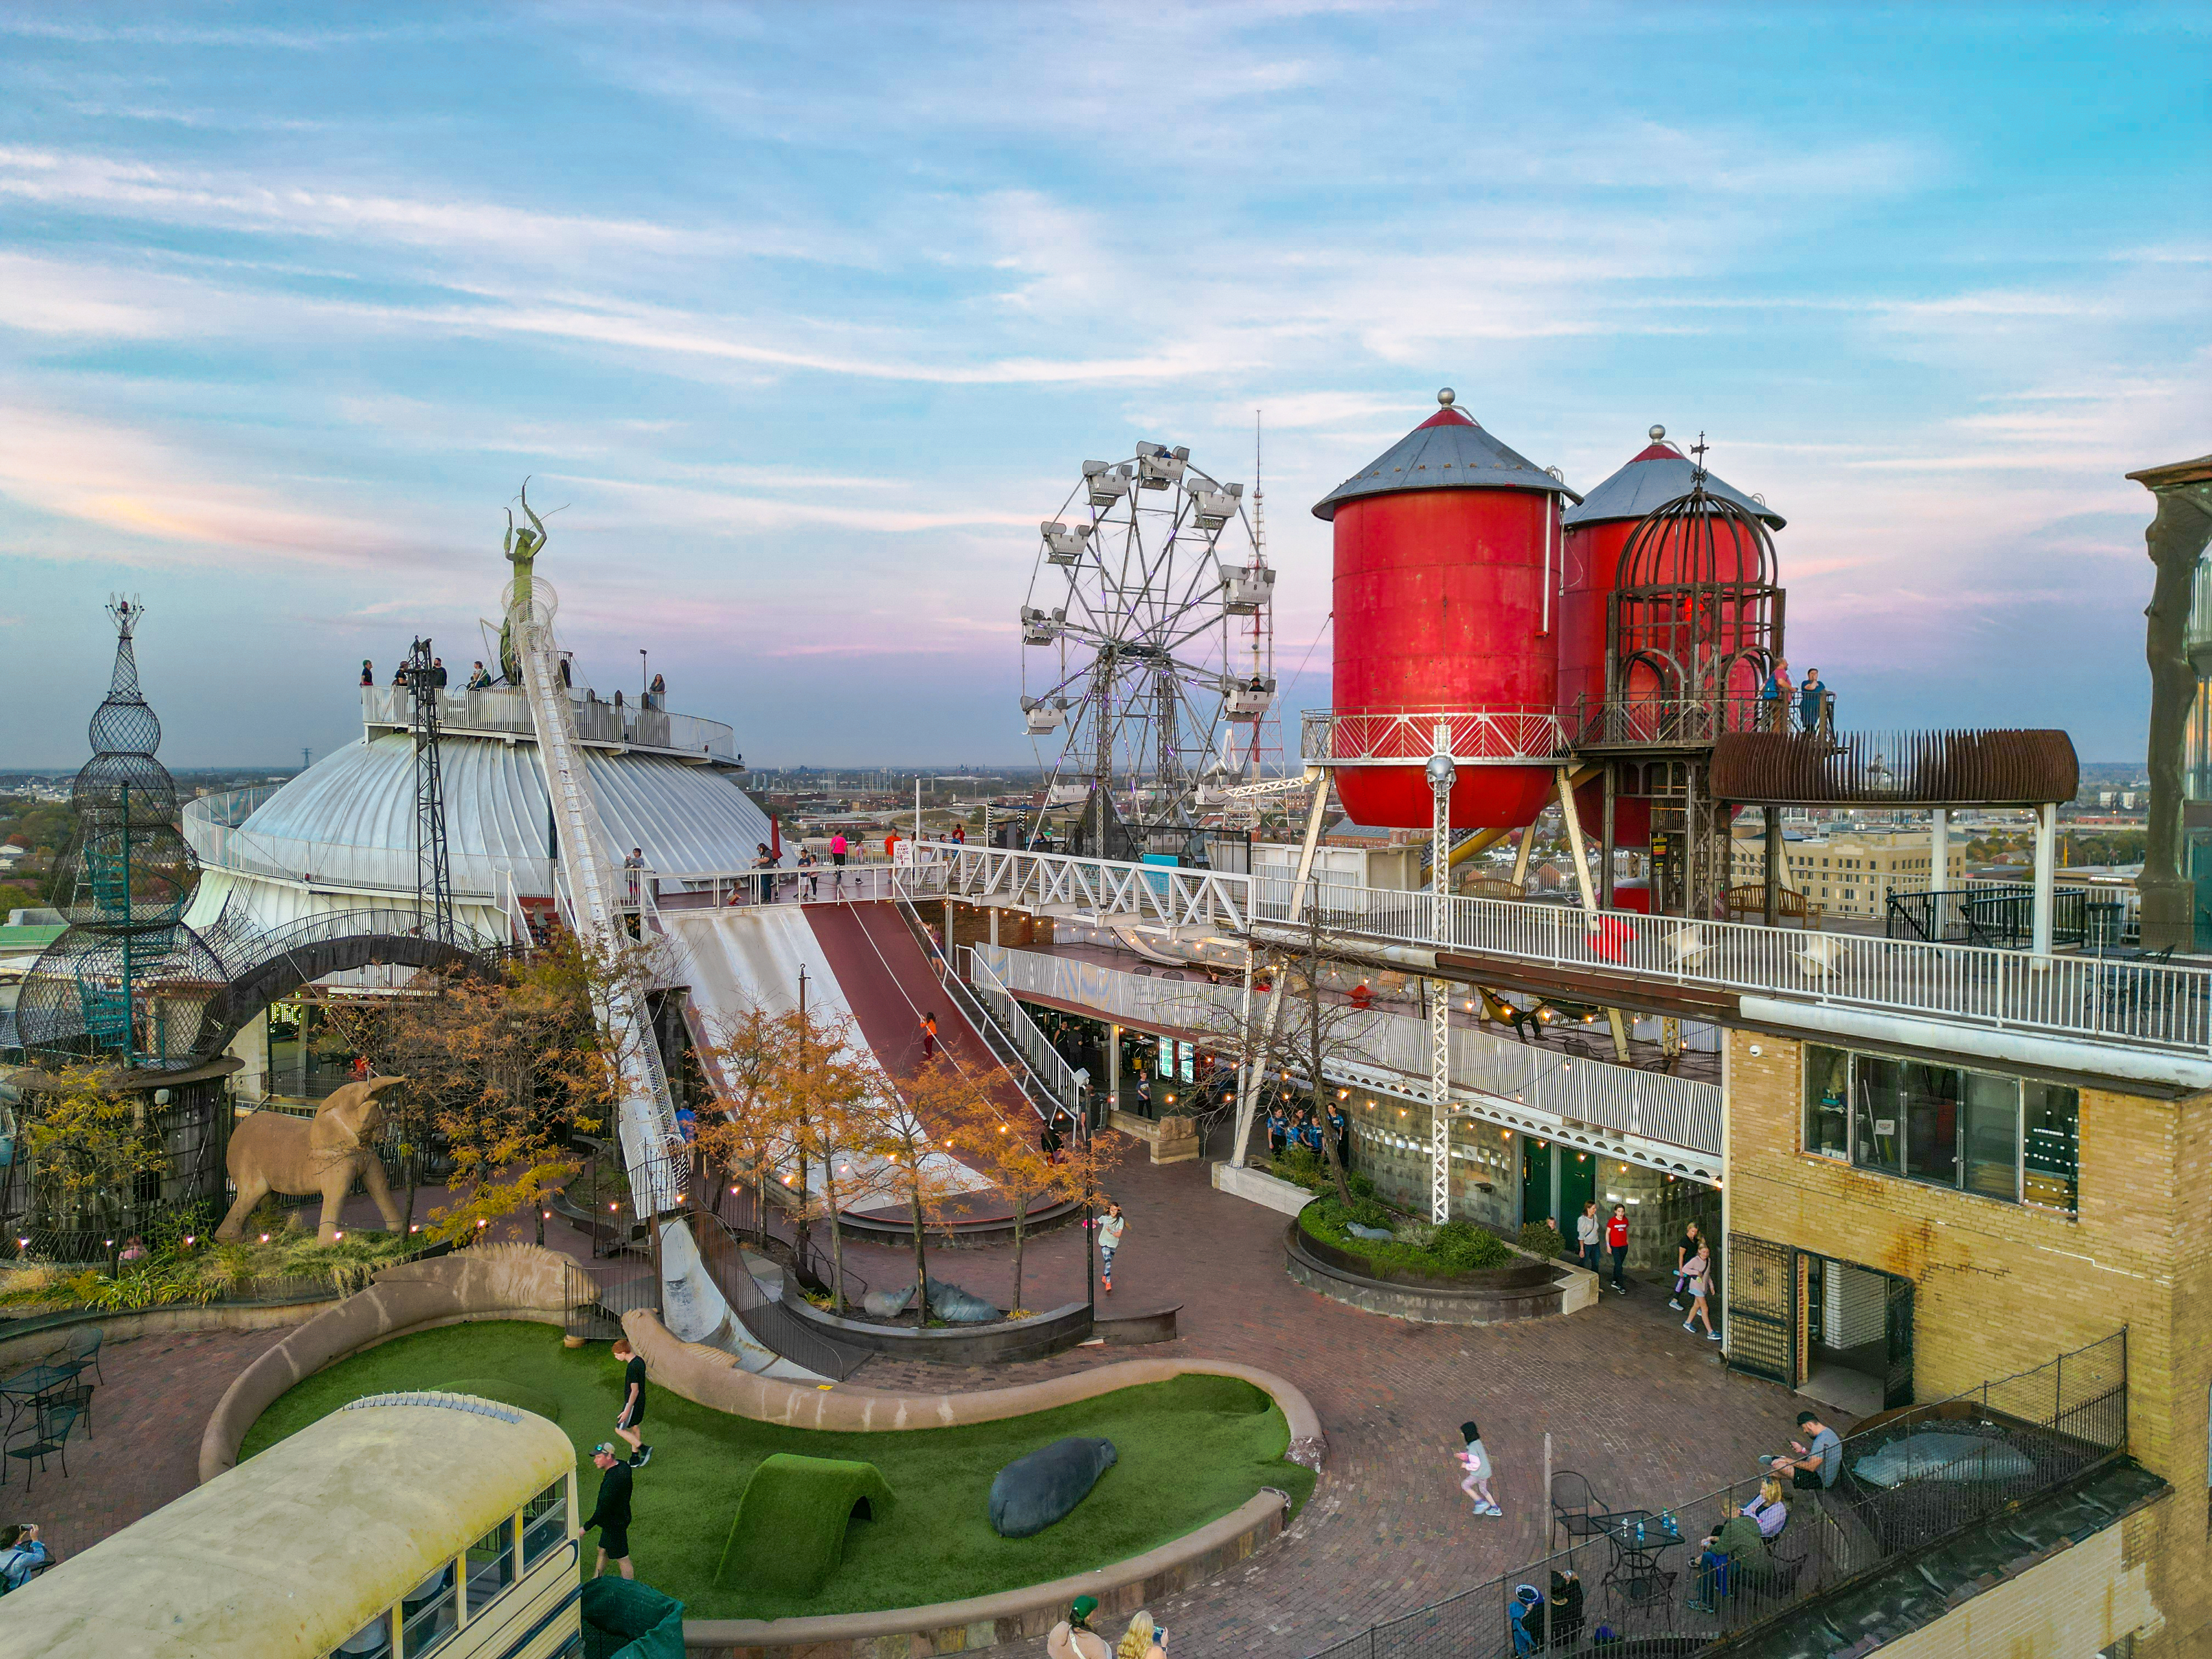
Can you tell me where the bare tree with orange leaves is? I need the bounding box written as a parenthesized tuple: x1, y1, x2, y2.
(868, 1054, 997, 1325)
(936, 1080, 1132, 1316)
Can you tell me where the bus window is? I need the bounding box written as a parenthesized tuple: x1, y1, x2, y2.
(521, 1481, 567, 1568)
(465, 1519, 516, 1613)
(331, 1609, 394, 1659)
(398, 1562, 457, 1657)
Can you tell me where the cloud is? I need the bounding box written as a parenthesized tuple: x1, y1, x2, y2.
(0, 402, 465, 573)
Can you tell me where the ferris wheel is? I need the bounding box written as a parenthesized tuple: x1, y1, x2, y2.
(1019, 440, 1278, 848)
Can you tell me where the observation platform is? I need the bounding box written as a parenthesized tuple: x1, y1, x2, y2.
(903, 842, 2212, 1092)
(360, 684, 737, 764)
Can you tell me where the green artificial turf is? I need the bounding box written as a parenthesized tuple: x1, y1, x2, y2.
(238, 1322, 1315, 1620)
(716, 1453, 896, 1596)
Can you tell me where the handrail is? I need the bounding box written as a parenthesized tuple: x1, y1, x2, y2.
(360, 683, 736, 761)
(959, 950, 1084, 1123)
(973, 944, 1720, 1166)
(511, 607, 684, 1215)
(909, 841, 2212, 1060)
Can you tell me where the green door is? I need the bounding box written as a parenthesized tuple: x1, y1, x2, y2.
(1521, 1138, 1554, 1228)
(1559, 1146, 1598, 1234)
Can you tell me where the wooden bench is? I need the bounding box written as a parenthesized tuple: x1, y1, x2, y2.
(1723, 885, 1824, 929)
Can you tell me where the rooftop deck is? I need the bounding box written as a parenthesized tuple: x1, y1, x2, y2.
(902, 843, 2212, 1083)
(360, 684, 737, 761)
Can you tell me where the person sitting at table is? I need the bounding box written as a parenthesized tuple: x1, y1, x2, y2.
(1741, 1476, 1788, 1537)
(0, 1523, 53, 1589)
(1685, 1513, 1774, 1614)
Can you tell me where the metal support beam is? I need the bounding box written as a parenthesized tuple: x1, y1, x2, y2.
(1232, 771, 1331, 1166)
(1929, 807, 1950, 939)
(1429, 729, 1455, 1223)
(2032, 801, 2057, 961)
(1763, 805, 1781, 927)
(1554, 766, 1632, 1063)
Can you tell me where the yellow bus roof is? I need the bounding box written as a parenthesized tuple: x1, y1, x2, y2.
(0, 1392, 574, 1658)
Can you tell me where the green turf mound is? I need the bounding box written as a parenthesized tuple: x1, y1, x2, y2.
(1141, 1374, 1272, 1416)
(438, 1378, 562, 1421)
(580, 1575, 684, 1659)
(716, 1453, 894, 1596)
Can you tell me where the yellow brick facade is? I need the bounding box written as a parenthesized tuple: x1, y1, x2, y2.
(1723, 1029, 2209, 1654)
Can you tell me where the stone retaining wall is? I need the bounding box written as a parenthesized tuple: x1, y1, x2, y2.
(198, 1242, 577, 1482)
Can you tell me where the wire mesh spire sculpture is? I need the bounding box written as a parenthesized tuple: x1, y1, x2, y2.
(14, 599, 203, 1068)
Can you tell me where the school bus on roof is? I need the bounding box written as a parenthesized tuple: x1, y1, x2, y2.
(0, 1391, 583, 1659)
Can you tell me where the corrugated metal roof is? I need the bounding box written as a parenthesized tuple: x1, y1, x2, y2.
(1564, 439, 1784, 529)
(224, 732, 775, 887)
(1312, 403, 1580, 522)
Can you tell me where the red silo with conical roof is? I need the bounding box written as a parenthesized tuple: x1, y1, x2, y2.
(1312, 391, 1578, 831)
(1559, 426, 1784, 726)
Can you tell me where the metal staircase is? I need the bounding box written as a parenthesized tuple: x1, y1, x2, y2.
(510, 597, 684, 1217)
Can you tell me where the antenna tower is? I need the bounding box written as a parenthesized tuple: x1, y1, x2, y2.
(402, 636, 454, 943)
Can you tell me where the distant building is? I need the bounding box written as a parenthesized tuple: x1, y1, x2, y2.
(1729, 827, 1967, 922)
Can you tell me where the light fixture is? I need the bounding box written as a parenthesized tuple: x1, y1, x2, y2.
(260, 1234, 270, 1243)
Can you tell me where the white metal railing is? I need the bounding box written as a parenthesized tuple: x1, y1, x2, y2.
(1301, 706, 1571, 765)
(973, 944, 1722, 1165)
(361, 684, 736, 761)
(645, 862, 901, 909)
(962, 951, 1085, 1121)
(897, 842, 1248, 932)
(910, 842, 2212, 1058)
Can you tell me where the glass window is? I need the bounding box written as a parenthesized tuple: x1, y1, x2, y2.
(399, 1564, 456, 1657)
(1961, 1073, 2021, 1201)
(522, 1480, 567, 1568)
(1803, 1045, 1849, 1160)
(1852, 1055, 1903, 1174)
(1904, 1062, 1961, 1188)
(2023, 1083, 2080, 1213)
(465, 1520, 515, 1616)
(330, 1611, 394, 1659)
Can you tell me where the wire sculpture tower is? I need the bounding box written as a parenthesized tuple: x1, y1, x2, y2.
(401, 635, 454, 943)
(15, 599, 202, 1068)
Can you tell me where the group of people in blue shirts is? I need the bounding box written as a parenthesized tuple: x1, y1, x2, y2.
(1759, 660, 1835, 734)
(1266, 1100, 1348, 1166)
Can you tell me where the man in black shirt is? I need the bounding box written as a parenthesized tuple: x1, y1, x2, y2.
(612, 1338, 652, 1466)
(584, 1444, 635, 1579)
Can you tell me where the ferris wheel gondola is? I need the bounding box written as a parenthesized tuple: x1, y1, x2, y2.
(1019, 441, 1277, 854)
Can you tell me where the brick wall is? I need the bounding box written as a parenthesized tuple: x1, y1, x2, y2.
(1725, 1029, 2211, 1653)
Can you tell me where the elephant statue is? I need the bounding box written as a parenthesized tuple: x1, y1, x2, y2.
(217, 1076, 408, 1243)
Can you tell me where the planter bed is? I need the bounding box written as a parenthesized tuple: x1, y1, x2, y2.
(1285, 1216, 1579, 1325)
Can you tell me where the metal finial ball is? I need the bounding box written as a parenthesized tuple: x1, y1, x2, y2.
(1649, 424, 1666, 441)
(1438, 388, 1456, 407)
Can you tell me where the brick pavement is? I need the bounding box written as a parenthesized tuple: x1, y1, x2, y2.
(838, 1154, 1827, 1658)
(18, 1161, 1824, 1657)
(2, 1322, 304, 1561)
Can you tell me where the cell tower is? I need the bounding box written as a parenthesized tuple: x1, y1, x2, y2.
(401, 636, 454, 944)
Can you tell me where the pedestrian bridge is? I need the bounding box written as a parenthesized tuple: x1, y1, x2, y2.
(902, 842, 2212, 1088)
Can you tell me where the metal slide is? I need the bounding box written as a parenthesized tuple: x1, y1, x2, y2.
(511, 603, 682, 1217)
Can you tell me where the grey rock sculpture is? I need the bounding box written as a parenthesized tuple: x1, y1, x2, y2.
(989, 1436, 1118, 1537)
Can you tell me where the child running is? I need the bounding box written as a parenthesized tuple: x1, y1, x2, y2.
(1458, 1420, 1499, 1517)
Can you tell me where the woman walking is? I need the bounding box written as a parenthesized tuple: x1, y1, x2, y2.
(1097, 1201, 1126, 1294)
(1668, 1220, 1703, 1310)
(1681, 1237, 1720, 1341)
(1457, 1420, 1499, 1517)
(1606, 1204, 1630, 1294)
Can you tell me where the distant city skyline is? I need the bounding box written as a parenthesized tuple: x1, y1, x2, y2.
(1, 4, 2205, 770)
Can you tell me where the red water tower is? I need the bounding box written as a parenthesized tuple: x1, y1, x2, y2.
(1312, 390, 1578, 830)
(1558, 426, 1785, 731)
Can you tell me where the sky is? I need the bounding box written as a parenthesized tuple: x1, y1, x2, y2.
(0, 2, 2205, 771)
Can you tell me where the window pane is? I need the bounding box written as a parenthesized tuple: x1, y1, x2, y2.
(1904, 1063, 1960, 1188)
(466, 1520, 515, 1614)
(331, 1611, 393, 1659)
(1804, 1045, 1849, 1160)
(399, 1565, 456, 1658)
(2023, 1083, 2079, 1212)
(1852, 1055, 1903, 1175)
(1961, 1074, 2019, 1201)
(522, 1480, 567, 1568)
